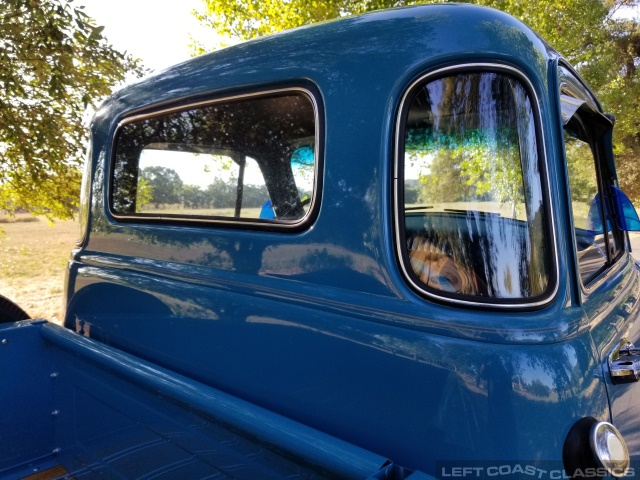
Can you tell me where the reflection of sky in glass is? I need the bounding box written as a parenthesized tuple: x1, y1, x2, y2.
(290, 146, 315, 193)
(405, 152, 433, 180)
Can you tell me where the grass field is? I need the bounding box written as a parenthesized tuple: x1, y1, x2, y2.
(138, 206, 263, 217)
(0, 214, 77, 324)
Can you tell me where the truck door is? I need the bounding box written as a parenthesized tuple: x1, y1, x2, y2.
(560, 65, 640, 460)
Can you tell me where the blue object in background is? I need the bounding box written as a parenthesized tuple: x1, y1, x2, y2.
(612, 185, 640, 231)
(260, 199, 276, 219)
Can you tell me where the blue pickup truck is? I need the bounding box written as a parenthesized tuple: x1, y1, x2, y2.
(3, 4, 640, 479)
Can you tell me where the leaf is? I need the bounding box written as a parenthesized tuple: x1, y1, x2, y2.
(193, 0, 640, 203)
(0, 0, 144, 218)
(88, 24, 105, 40)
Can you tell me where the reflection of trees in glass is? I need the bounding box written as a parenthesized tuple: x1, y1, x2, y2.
(403, 73, 550, 299)
(405, 145, 472, 205)
(460, 142, 523, 218)
(564, 125, 609, 283)
(405, 73, 526, 215)
(290, 145, 315, 193)
(136, 177, 153, 208)
(404, 180, 420, 204)
(204, 178, 269, 210)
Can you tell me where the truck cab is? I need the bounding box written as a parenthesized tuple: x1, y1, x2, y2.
(3, 4, 640, 479)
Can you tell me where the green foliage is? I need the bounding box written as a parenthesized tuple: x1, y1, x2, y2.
(408, 150, 471, 204)
(403, 72, 532, 216)
(407, 136, 524, 214)
(566, 138, 599, 203)
(138, 168, 270, 211)
(194, 0, 640, 202)
(192, 0, 347, 51)
(141, 166, 184, 207)
(204, 178, 269, 209)
(460, 143, 524, 215)
(182, 184, 210, 209)
(0, 0, 143, 220)
(135, 177, 154, 208)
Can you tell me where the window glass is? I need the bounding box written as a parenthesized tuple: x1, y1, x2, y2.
(111, 91, 317, 225)
(563, 97, 620, 285)
(564, 126, 607, 283)
(399, 72, 551, 301)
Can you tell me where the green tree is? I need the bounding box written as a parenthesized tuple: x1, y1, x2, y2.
(241, 183, 270, 208)
(206, 177, 236, 209)
(0, 0, 143, 220)
(135, 177, 154, 209)
(193, 0, 640, 202)
(141, 166, 184, 208)
(182, 184, 210, 209)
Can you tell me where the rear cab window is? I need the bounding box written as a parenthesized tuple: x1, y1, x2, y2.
(110, 88, 320, 230)
(395, 66, 557, 307)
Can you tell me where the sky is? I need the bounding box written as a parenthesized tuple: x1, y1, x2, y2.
(78, 1, 640, 74)
(616, 4, 640, 20)
(77, 0, 218, 73)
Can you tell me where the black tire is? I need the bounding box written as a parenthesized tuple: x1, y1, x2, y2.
(0, 294, 30, 323)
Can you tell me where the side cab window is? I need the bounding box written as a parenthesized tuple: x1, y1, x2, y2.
(559, 67, 624, 287)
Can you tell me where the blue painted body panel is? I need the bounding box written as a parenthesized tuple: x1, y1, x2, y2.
(1, 321, 399, 478)
(0, 321, 55, 478)
(5, 3, 639, 478)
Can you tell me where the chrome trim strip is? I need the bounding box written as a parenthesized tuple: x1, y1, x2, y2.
(107, 87, 322, 231)
(75, 136, 93, 247)
(393, 63, 560, 309)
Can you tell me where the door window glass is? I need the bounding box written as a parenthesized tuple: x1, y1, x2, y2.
(563, 93, 620, 285)
(564, 123, 607, 283)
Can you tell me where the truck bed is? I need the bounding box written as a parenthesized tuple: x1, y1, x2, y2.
(0, 321, 430, 480)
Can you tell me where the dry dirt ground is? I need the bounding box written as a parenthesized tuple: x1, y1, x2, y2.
(0, 215, 77, 324)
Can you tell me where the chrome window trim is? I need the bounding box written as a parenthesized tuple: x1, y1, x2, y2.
(558, 63, 602, 112)
(107, 86, 322, 231)
(75, 136, 93, 247)
(393, 63, 560, 309)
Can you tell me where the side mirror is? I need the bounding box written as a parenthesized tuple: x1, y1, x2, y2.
(612, 186, 640, 232)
